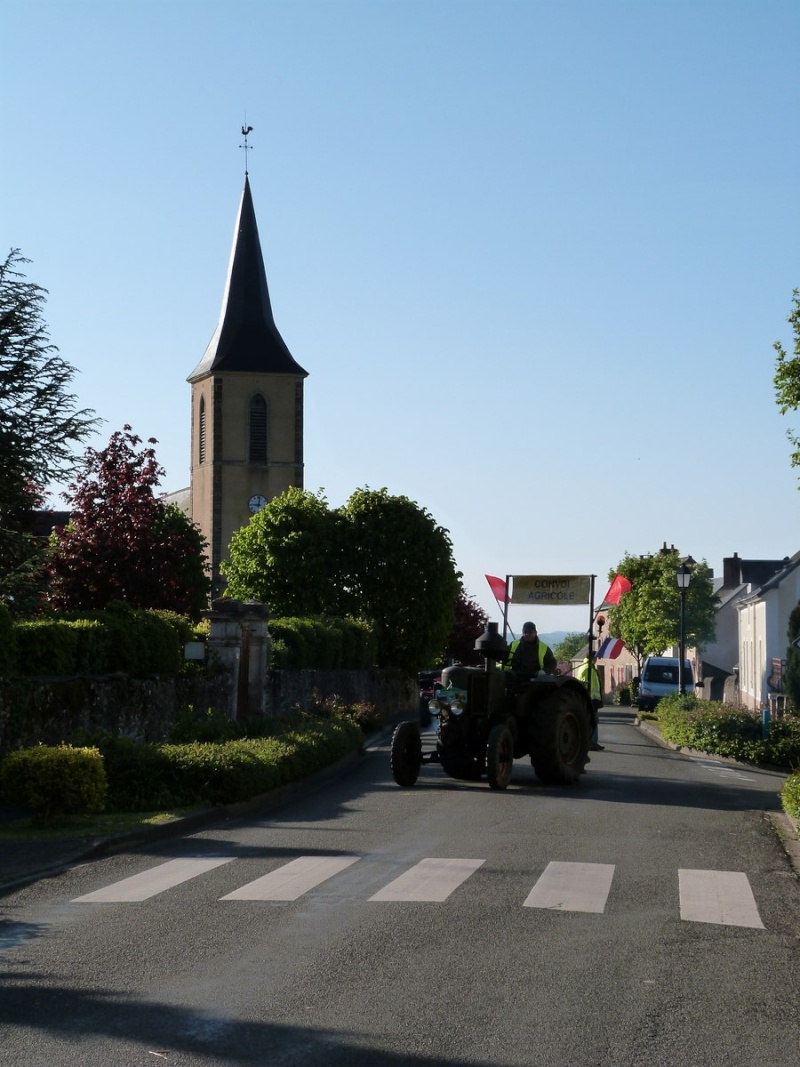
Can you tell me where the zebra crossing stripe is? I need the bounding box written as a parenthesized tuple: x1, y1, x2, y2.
(221, 856, 360, 900)
(369, 858, 485, 902)
(72, 857, 234, 903)
(678, 869, 764, 928)
(523, 861, 616, 913)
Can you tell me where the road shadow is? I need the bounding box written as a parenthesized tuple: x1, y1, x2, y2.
(0, 972, 516, 1066)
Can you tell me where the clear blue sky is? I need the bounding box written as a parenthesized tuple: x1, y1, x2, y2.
(3, 0, 798, 632)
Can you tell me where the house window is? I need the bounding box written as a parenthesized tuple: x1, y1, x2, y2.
(198, 397, 206, 464)
(249, 394, 268, 462)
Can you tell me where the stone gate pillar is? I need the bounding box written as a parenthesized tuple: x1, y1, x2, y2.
(206, 598, 270, 720)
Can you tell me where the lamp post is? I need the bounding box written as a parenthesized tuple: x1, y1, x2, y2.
(676, 561, 693, 695)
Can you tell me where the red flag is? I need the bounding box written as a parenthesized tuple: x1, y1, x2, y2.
(485, 574, 510, 604)
(601, 574, 631, 606)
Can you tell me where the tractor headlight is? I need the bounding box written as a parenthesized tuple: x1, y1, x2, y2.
(428, 697, 442, 715)
(449, 699, 465, 716)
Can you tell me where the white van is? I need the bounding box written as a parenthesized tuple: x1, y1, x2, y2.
(636, 656, 695, 711)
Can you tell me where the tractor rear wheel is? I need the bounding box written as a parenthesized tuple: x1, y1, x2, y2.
(486, 724, 514, 791)
(528, 685, 591, 785)
(391, 721, 422, 787)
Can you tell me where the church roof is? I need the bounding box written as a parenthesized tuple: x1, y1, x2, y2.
(187, 175, 308, 382)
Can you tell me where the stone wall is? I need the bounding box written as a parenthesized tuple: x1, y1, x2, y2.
(0, 668, 416, 753)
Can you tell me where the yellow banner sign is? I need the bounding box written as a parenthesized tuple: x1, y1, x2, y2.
(510, 575, 592, 606)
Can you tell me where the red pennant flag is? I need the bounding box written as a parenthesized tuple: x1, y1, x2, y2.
(601, 574, 632, 606)
(485, 574, 510, 604)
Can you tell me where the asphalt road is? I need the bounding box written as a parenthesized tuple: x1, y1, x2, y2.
(1, 710, 799, 1067)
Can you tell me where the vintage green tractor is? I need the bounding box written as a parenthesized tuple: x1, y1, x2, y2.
(390, 621, 592, 790)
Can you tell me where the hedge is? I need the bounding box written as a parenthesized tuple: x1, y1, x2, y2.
(269, 616, 377, 670)
(6, 603, 197, 677)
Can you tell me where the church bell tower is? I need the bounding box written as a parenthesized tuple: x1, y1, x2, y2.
(187, 169, 308, 591)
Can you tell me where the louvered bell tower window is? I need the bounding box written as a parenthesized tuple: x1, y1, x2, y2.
(198, 396, 206, 464)
(248, 394, 268, 462)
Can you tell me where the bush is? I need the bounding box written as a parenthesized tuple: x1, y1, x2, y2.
(613, 686, 631, 706)
(81, 715, 364, 812)
(782, 772, 800, 823)
(0, 744, 107, 826)
(10, 603, 192, 676)
(655, 695, 800, 769)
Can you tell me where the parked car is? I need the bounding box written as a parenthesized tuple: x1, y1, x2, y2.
(636, 656, 696, 711)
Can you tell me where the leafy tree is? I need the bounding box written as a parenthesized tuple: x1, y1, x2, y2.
(554, 632, 588, 663)
(0, 249, 98, 609)
(342, 487, 461, 675)
(784, 603, 800, 712)
(606, 548, 717, 671)
(773, 289, 800, 481)
(444, 591, 488, 666)
(223, 485, 461, 675)
(222, 488, 351, 616)
(47, 426, 210, 619)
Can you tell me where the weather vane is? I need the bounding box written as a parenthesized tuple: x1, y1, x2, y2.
(240, 123, 253, 174)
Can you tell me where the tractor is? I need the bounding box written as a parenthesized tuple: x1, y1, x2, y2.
(390, 621, 593, 790)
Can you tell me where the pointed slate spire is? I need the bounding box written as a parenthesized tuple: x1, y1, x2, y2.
(188, 175, 307, 381)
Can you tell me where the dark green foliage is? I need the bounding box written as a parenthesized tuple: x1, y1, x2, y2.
(268, 616, 376, 670)
(0, 603, 18, 674)
(9, 603, 191, 676)
(80, 716, 363, 811)
(0, 250, 98, 612)
(783, 603, 800, 711)
(222, 488, 351, 615)
(656, 694, 800, 768)
(0, 744, 107, 826)
(222, 484, 461, 676)
(343, 488, 461, 674)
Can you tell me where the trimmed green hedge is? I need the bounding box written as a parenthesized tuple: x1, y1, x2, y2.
(269, 616, 377, 669)
(77, 715, 364, 811)
(0, 744, 107, 826)
(7, 603, 198, 677)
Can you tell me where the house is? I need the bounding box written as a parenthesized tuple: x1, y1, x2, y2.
(735, 550, 800, 711)
(700, 552, 789, 700)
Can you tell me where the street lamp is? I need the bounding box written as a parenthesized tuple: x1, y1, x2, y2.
(676, 561, 693, 695)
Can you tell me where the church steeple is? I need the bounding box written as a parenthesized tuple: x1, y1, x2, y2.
(188, 175, 307, 381)
(187, 171, 308, 593)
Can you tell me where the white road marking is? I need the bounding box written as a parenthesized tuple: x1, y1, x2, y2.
(72, 857, 234, 903)
(679, 869, 764, 928)
(369, 858, 484, 902)
(523, 861, 616, 913)
(221, 856, 360, 900)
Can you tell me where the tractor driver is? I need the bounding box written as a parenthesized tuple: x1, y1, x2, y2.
(506, 621, 557, 679)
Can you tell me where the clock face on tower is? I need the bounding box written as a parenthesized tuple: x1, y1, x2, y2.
(248, 494, 267, 514)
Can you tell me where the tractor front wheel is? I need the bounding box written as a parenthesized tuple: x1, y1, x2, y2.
(391, 721, 422, 787)
(486, 724, 514, 790)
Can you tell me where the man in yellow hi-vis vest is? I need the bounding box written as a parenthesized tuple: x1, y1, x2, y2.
(577, 652, 604, 751)
(506, 621, 557, 678)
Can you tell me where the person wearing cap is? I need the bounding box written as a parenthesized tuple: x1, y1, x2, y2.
(505, 622, 557, 678)
(577, 651, 605, 751)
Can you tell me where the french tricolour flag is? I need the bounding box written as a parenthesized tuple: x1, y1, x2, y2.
(597, 637, 625, 659)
